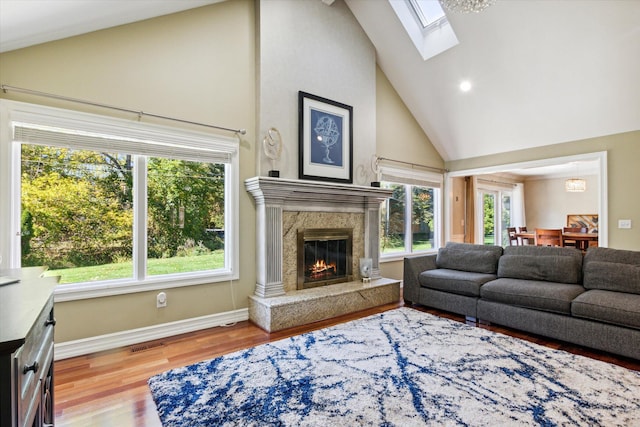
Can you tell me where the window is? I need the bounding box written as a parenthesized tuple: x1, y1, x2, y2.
(1, 100, 239, 300)
(379, 166, 442, 259)
(389, 0, 459, 61)
(476, 179, 514, 246)
(407, 0, 446, 29)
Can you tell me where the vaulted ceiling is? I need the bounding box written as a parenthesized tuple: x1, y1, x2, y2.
(1, 0, 638, 163)
(347, 0, 640, 161)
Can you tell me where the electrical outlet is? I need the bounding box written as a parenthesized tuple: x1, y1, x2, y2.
(618, 219, 632, 229)
(156, 292, 167, 308)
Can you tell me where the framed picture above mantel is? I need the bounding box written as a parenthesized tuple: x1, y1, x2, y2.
(298, 91, 353, 184)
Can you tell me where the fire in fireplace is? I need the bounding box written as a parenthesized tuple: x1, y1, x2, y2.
(297, 228, 353, 290)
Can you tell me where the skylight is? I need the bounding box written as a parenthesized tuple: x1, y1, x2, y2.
(389, 0, 459, 61)
(408, 0, 446, 29)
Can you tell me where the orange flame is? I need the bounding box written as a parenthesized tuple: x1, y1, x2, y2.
(308, 259, 337, 278)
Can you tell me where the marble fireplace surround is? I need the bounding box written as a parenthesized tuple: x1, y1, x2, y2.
(245, 177, 400, 332)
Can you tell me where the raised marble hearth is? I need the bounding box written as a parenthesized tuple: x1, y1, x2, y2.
(249, 278, 400, 332)
(245, 177, 399, 332)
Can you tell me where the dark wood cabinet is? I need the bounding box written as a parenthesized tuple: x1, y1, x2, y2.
(1, 268, 58, 427)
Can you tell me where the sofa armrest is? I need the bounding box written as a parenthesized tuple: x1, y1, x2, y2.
(403, 254, 437, 304)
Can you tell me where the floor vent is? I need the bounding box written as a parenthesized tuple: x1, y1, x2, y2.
(130, 341, 164, 353)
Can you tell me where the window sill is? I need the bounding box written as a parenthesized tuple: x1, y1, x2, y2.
(53, 269, 238, 302)
(380, 249, 437, 263)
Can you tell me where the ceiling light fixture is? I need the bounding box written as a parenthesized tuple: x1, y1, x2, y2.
(459, 80, 472, 92)
(565, 178, 586, 192)
(439, 0, 495, 13)
(565, 162, 586, 192)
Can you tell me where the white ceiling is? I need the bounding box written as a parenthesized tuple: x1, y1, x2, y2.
(1, 0, 638, 166)
(499, 160, 598, 180)
(0, 0, 222, 53)
(346, 0, 640, 161)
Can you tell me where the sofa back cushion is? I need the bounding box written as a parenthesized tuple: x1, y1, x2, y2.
(498, 246, 583, 284)
(583, 247, 640, 294)
(436, 242, 503, 274)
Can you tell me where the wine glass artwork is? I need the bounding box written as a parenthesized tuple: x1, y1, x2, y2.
(298, 92, 352, 183)
(314, 116, 340, 164)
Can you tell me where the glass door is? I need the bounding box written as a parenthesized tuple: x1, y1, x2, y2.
(479, 190, 512, 246)
(481, 191, 497, 245)
(501, 193, 512, 246)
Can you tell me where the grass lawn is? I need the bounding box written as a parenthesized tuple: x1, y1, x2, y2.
(44, 251, 224, 284)
(382, 240, 433, 254)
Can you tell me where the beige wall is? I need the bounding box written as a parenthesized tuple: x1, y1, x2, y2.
(376, 65, 443, 281)
(446, 131, 640, 250)
(375, 66, 443, 169)
(524, 175, 598, 230)
(0, 0, 258, 342)
(4, 0, 633, 345)
(258, 0, 376, 181)
(0, 0, 435, 342)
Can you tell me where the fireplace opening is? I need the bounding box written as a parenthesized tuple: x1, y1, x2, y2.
(297, 228, 353, 290)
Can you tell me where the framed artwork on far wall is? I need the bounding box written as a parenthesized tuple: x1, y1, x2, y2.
(567, 214, 599, 233)
(298, 91, 353, 183)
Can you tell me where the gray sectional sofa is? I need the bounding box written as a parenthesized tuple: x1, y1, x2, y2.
(403, 242, 640, 360)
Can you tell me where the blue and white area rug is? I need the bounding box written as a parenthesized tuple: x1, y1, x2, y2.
(148, 307, 640, 426)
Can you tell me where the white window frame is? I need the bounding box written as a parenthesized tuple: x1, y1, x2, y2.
(476, 179, 515, 246)
(379, 165, 443, 262)
(407, 0, 446, 29)
(389, 0, 459, 61)
(0, 99, 239, 301)
(475, 189, 511, 246)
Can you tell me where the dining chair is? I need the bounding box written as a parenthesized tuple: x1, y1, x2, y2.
(517, 226, 534, 245)
(563, 227, 588, 250)
(534, 228, 563, 247)
(507, 227, 519, 246)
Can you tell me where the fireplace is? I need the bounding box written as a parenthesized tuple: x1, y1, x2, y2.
(245, 176, 393, 298)
(297, 228, 353, 290)
(245, 177, 399, 332)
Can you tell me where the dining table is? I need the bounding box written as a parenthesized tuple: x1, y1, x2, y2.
(514, 231, 598, 250)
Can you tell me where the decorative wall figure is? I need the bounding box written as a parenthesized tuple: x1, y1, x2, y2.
(263, 127, 282, 178)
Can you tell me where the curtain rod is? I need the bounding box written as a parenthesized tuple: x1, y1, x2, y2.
(1, 84, 247, 136)
(374, 155, 448, 173)
(477, 177, 517, 187)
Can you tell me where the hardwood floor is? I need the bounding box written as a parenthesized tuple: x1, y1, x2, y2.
(54, 302, 640, 426)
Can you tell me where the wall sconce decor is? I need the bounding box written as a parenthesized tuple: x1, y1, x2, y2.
(263, 127, 282, 178)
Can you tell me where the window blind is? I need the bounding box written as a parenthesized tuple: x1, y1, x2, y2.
(13, 121, 236, 164)
(379, 166, 443, 188)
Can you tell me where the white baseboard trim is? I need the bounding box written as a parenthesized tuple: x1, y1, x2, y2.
(54, 308, 249, 361)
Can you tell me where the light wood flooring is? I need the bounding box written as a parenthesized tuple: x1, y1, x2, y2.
(54, 302, 640, 426)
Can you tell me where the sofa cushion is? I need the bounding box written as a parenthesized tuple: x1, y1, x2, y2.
(572, 289, 640, 330)
(498, 255, 581, 284)
(499, 245, 583, 284)
(583, 247, 640, 294)
(480, 278, 585, 314)
(583, 261, 640, 294)
(419, 269, 497, 297)
(585, 246, 640, 265)
(435, 242, 503, 274)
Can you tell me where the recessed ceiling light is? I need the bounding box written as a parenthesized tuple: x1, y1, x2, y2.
(459, 80, 472, 92)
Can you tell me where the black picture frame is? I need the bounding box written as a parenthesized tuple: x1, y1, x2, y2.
(298, 91, 353, 184)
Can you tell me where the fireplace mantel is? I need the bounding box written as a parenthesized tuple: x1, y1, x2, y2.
(245, 177, 392, 298)
(245, 177, 392, 211)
